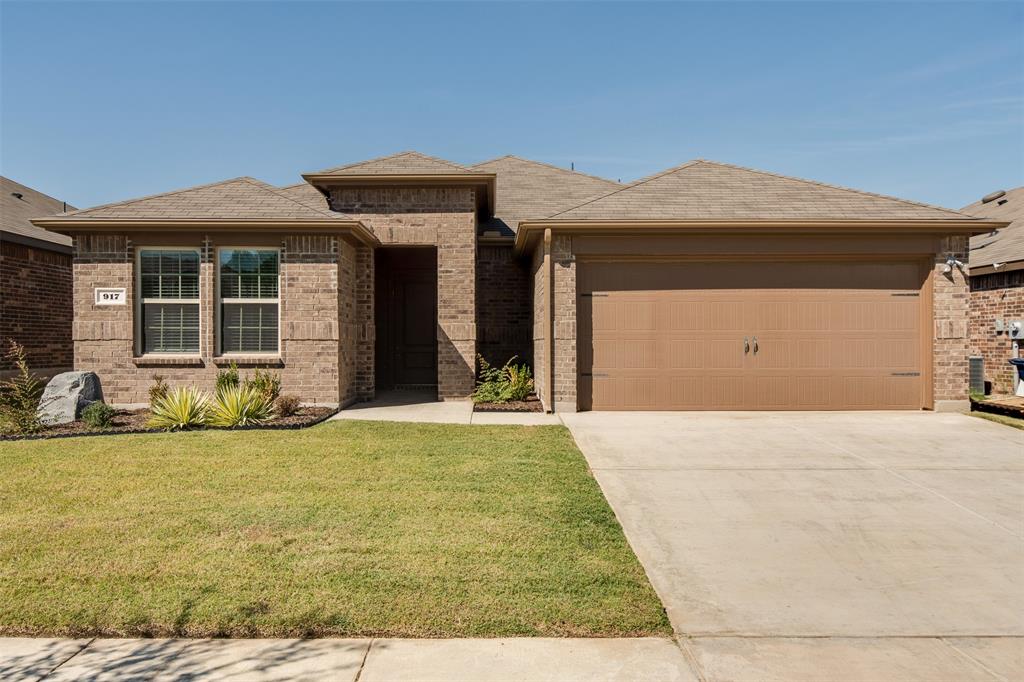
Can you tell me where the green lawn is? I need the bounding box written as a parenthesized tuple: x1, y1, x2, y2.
(0, 421, 669, 638)
(971, 410, 1024, 430)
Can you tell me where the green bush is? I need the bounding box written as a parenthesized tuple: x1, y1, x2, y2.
(0, 339, 43, 435)
(244, 368, 281, 403)
(472, 355, 534, 404)
(81, 402, 116, 429)
(275, 394, 301, 418)
(215, 362, 240, 393)
(147, 386, 211, 431)
(148, 375, 169, 405)
(208, 385, 274, 427)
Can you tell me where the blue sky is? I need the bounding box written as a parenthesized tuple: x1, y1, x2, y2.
(2, 1, 1022, 210)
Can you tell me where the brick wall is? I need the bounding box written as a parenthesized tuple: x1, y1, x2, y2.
(328, 186, 477, 399)
(535, 233, 974, 412)
(551, 235, 577, 411)
(933, 236, 971, 405)
(0, 240, 72, 373)
(531, 243, 548, 410)
(970, 269, 1024, 395)
(476, 243, 531, 369)
(280, 235, 341, 405)
(70, 232, 366, 407)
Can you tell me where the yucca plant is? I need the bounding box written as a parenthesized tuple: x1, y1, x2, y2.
(147, 386, 211, 431)
(207, 385, 274, 428)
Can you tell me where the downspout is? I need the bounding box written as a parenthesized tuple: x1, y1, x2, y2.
(543, 228, 555, 412)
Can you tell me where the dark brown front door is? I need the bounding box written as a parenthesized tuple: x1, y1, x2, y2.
(375, 248, 438, 389)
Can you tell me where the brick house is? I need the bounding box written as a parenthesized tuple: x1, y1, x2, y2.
(34, 152, 1001, 411)
(1, 176, 76, 377)
(964, 187, 1024, 395)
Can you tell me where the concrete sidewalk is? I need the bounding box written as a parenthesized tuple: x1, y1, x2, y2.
(330, 390, 562, 425)
(1, 637, 697, 681)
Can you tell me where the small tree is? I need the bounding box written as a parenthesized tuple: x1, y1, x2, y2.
(0, 340, 44, 434)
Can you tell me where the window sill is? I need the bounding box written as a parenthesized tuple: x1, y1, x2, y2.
(212, 355, 283, 367)
(132, 355, 204, 367)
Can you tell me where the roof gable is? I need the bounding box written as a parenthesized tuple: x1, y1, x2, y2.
(964, 187, 1024, 268)
(471, 155, 619, 233)
(551, 160, 969, 221)
(65, 177, 347, 220)
(310, 151, 479, 176)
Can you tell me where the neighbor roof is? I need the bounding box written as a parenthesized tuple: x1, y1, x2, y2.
(549, 160, 972, 222)
(308, 150, 482, 176)
(963, 187, 1024, 270)
(57, 176, 349, 221)
(472, 156, 619, 235)
(1, 176, 74, 250)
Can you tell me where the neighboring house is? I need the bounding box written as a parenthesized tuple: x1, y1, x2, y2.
(1, 176, 76, 377)
(964, 187, 1024, 394)
(33, 151, 1001, 412)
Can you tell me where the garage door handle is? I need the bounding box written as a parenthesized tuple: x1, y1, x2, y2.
(744, 337, 750, 354)
(752, 337, 759, 355)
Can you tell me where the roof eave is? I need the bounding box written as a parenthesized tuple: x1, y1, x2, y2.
(969, 258, 1024, 276)
(512, 219, 1009, 256)
(30, 217, 381, 247)
(0, 229, 73, 254)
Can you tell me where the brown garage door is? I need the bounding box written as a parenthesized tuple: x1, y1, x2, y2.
(578, 260, 929, 411)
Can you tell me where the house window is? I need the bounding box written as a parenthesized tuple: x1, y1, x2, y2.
(138, 249, 201, 354)
(218, 248, 279, 354)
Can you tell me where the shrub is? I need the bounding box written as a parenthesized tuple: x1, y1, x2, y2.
(0, 340, 43, 434)
(244, 368, 281, 403)
(81, 401, 116, 429)
(472, 355, 534, 404)
(207, 385, 274, 427)
(215, 362, 240, 393)
(275, 394, 301, 418)
(149, 375, 170, 405)
(147, 386, 211, 431)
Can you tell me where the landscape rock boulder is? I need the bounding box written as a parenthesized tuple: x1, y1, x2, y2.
(37, 372, 104, 425)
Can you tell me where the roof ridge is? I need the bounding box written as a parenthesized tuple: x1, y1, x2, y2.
(547, 159, 703, 218)
(68, 176, 259, 217)
(238, 177, 344, 219)
(697, 160, 969, 218)
(312, 150, 474, 175)
(472, 155, 620, 186)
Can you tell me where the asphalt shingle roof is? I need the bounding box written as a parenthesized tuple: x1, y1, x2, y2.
(471, 156, 620, 234)
(551, 160, 971, 221)
(1, 176, 74, 248)
(63, 177, 348, 220)
(310, 151, 482, 176)
(964, 187, 1024, 268)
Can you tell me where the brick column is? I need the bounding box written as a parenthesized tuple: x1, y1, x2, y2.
(354, 244, 375, 401)
(552, 234, 577, 412)
(933, 236, 970, 410)
(280, 235, 341, 406)
(437, 209, 477, 400)
(72, 234, 134, 400)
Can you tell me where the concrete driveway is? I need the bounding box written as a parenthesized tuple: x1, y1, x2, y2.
(562, 411, 1024, 681)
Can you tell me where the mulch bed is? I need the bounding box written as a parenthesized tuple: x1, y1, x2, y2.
(0, 407, 336, 442)
(473, 395, 543, 413)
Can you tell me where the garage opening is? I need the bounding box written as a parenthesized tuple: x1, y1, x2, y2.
(578, 259, 930, 411)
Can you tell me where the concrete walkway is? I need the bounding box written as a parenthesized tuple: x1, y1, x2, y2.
(1, 637, 697, 681)
(330, 390, 562, 425)
(562, 410, 1024, 681)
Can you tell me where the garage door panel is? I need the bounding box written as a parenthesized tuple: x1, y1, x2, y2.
(580, 260, 927, 411)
